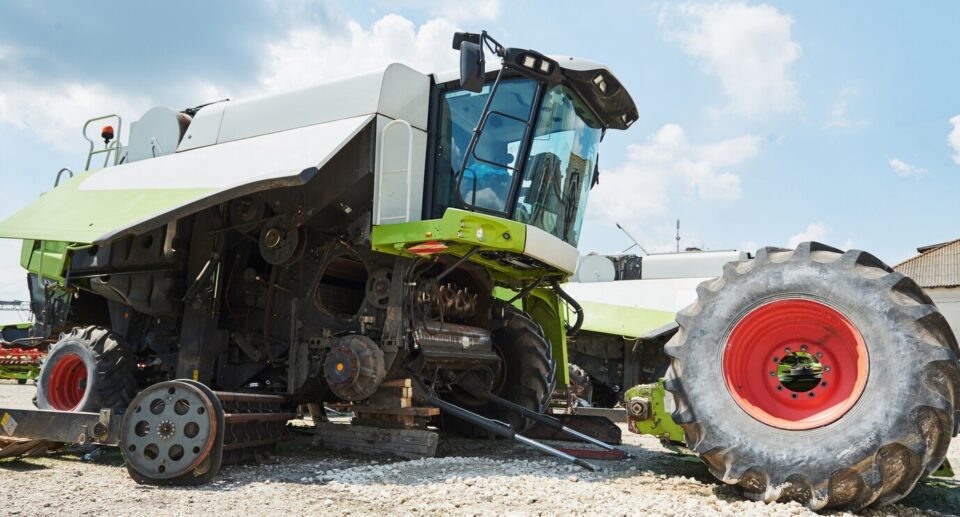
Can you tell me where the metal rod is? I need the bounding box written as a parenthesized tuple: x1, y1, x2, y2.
(481, 391, 616, 451)
(422, 390, 598, 471)
(515, 434, 598, 471)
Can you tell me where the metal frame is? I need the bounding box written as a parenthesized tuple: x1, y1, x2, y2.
(82, 114, 123, 171)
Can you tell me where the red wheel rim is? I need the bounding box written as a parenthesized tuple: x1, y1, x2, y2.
(47, 353, 88, 410)
(722, 299, 868, 430)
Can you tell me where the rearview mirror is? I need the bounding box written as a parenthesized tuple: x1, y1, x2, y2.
(459, 41, 485, 93)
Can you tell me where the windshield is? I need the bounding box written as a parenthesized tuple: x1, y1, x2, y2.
(514, 85, 602, 246)
(431, 80, 538, 217)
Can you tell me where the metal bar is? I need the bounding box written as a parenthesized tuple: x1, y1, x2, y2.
(482, 393, 617, 451)
(223, 412, 296, 424)
(213, 392, 288, 404)
(0, 407, 119, 445)
(421, 392, 598, 471)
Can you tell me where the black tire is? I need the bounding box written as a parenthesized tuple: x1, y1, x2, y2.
(444, 306, 556, 434)
(664, 242, 960, 510)
(36, 326, 137, 413)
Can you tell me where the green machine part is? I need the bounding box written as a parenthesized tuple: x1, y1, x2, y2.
(624, 381, 688, 451)
(20, 239, 71, 282)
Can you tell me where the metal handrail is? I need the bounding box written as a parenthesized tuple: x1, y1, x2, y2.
(54, 168, 73, 187)
(82, 114, 123, 170)
(375, 119, 414, 225)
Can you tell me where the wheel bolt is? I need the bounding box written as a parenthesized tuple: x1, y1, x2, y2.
(800, 344, 808, 351)
(770, 371, 776, 377)
(816, 352, 823, 358)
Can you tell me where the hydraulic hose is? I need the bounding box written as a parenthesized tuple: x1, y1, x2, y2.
(551, 280, 583, 335)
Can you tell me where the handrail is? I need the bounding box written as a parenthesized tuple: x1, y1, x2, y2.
(375, 119, 414, 225)
(54, 168, 73, 187)
(82, 114, 123, 170)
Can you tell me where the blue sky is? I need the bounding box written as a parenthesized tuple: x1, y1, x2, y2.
(0, 1, 958, 301)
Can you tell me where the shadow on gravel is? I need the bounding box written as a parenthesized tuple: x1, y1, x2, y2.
(0, 459, 48, 472)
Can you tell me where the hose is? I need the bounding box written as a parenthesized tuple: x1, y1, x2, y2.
(550, 280, 583, 335)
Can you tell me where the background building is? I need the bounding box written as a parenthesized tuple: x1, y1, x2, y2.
(895, 239, 960, 337)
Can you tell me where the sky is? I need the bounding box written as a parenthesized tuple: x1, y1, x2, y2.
(0, 1, 958, 302)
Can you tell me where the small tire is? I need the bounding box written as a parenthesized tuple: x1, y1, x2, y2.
(36, 326, 137, 413)
(665, 242, 960, 510)
(444, 306, 556, 434)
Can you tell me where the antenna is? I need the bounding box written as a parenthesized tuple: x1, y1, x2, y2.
(616, 222, 648, 255)
(676, 219, 680, 253)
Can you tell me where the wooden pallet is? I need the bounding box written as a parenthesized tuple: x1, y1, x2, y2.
(329, 379, 440, 430)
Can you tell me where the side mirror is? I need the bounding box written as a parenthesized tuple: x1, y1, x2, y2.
(459, 41, 485, 93)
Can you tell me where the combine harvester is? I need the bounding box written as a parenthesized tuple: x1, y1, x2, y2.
(0, 31, 956, 510)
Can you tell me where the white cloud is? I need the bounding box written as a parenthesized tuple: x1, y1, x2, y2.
(587, 124, 760, 226)
(825, 86, 867, 129)
(661, 2, 801, 116)
(949, 114, 960, 165)
(257, 14, 460, 92)
(888, 158, 927, 177)
(0, 79, 151, 152)
(427, 0, 500, 22)
(787, 222, 827, 248)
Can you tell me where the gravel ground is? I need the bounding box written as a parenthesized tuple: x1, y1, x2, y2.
(1, 380, 958, 516)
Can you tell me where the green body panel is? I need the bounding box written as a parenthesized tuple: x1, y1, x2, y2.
(20, 240, 70, 282)
(371, 209, 559, 281)
(576, 299, 676, 338)
(624, 381, 686, 448)
(0, 171, 210, 244)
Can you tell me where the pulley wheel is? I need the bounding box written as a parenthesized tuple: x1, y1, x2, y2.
(259, 224, 305, 265)
(120, 380, 220, 482)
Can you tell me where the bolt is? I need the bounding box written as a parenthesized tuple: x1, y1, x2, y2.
(769, 371, 776, 377)
(816, 352, 823, 358)
(773, 356, 779, 363)
(791, 393, 798, 399)
(800, 344, 808, 351)
(776, 385, 783, 391)
(824, 366, 831, 373)
(808, 392, 815, 397)
(784, 347, 792, 354)
(821, 381, 828, 387)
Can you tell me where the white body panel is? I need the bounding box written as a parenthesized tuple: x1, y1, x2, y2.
(641, 250, 746, 280)
(563, 277, 709, 314)
(179, 64, 430, 151)
(523, 225, 580, 274)
(82, 115, 374, 192)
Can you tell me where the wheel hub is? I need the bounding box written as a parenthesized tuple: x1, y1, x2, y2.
(722, 298, 869, 430)
(47, 353, 88, 411)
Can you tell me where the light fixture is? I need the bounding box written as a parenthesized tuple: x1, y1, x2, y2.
(522, 55, 537, 68)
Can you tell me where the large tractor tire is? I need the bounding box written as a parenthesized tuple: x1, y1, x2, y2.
(664, 242, 960, 510)
(36, 326, 137, 413)
(444, 306, 556, 434)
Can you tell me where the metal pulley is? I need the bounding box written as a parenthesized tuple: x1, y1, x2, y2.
(120, 380, 295, 485)
(259, 221, 306, 265)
